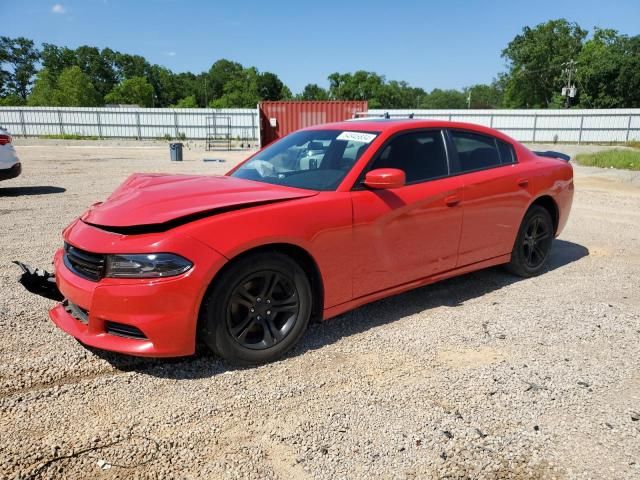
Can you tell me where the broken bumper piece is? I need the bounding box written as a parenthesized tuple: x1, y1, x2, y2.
(13, 261, 63, 301)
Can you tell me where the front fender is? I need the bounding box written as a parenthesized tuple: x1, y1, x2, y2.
(179, 192, 354, 309)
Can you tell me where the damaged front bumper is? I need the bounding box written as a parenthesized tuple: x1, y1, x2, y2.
(45, 220, 228, 357)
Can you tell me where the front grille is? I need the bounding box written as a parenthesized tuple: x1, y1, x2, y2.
(62, 299, 88, 324)
(105, 321, 147, 340)
(64, 243, 106, 281)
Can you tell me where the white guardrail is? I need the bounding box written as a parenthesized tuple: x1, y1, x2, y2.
(0, 107, 638, 143)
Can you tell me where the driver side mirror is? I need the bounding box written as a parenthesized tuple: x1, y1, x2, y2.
(364, 168, 406, 189)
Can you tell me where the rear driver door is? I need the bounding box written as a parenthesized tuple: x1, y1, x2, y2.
(447, 129, 532, 267)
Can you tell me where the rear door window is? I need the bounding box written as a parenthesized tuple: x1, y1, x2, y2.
(450, 130, 503, 172)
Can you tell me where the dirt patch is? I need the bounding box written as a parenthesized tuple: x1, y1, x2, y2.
(437, 347, 506, 368)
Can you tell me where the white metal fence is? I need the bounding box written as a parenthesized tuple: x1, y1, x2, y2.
(0, 107, 258, 140)
(1, 106, 638, 143)
(368, 109, 640, 143)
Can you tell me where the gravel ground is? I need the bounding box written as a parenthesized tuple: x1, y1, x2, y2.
(1, 140, 639, 479)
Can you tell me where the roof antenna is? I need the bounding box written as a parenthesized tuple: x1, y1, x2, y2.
(384, 112, 390, 119)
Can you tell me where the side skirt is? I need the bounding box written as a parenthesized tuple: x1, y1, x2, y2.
(322, 253, 511, 320)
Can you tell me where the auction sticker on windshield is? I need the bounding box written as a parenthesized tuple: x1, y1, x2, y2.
(336, 131, 377, 143)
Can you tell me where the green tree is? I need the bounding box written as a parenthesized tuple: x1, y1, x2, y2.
(28, 66, 100, 106)
(172, 95, 198, 108)
(464, 83, 504, 108)
(175, 72, 206, 106)
(0, 37, 40, 99)
(28, 68, 60, 105)
(113, 53, 150, 80)
(328, 71, 386, 105)
(56, 66, 100, 106)
(105, 76, 154, 106)
(0, 39, 10, 96)
(210, 67, 260, 108)
(420, 89, 467, 109)
(617, 35, 640, 108)
(208, 59, 244, 100)
(501, 19, 587, 108)
(148, 65, 181, 107)
(380, 81, 426, 108)
(299, 83, 329, 100)
(73, 46, 118, 99)
(41, 44, 119, 100)
(577, 29, 640, 108)
(280, 85, 293, 100)
(0, 94, 25, 106)
(40, 43, 77, 78)
(327, 71, 427, 108)
(257, 71, 287, 101)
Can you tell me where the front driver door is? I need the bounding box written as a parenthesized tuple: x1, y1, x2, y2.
(350, 130, 464, 299)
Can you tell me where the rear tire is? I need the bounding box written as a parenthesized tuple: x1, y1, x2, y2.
(506, 205, 554, 278)
(199, 252, 312, 365)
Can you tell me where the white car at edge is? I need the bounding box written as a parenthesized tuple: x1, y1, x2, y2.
(0, 127, 21, 181)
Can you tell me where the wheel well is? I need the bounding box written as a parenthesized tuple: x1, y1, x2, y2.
(199, 243, 325, 327)
(530, 195, 559, 234)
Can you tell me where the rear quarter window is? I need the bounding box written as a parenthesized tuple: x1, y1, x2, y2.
(497, 139, 516, 164)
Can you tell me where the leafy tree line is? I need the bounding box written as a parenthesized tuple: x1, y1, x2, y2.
(1, 19, 638, 109)
(0, 41, 292, 108)
(500, 20, 640, 108)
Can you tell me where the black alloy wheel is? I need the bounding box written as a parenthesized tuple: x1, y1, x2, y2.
(227, 270, 299, 350)
(200, 252, 312, 365)
(521, 214, 552, 269)
(506, 205, 554, 277)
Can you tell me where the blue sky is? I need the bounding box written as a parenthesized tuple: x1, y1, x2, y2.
(5, 0, 640, 94)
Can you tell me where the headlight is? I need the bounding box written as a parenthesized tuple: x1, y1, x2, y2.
(105, 253, 192, 278)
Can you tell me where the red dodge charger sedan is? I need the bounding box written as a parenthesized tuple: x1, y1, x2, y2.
(50, 119, 573, 364)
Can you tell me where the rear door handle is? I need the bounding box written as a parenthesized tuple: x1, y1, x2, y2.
(517, 178, 529, 187)
(445, 195, 461, 207)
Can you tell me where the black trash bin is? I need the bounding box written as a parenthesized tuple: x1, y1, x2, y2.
(170, 142, 183, 161)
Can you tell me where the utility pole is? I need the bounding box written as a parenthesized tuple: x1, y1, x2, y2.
(561, 60, 578, 108)
(467, 89, 472, 109)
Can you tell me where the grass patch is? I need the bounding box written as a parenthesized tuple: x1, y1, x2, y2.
(40, 134, 99, 140)
(575, 149, 640, 171)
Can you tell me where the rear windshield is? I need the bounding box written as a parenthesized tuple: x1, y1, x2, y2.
(231, 129, 379, 190)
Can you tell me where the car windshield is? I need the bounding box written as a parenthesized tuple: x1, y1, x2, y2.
(231, 129, 379, 191)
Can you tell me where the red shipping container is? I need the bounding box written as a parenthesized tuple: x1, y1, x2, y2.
(259, 101, 368, 147)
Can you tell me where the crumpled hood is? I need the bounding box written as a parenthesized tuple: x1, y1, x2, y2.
(81, 173, 318, 228)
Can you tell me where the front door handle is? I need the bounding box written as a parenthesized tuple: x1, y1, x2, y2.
(445, 195, 461, 207)
(517, 178, 529, 187)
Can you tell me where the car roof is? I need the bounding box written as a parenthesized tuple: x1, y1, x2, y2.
(305, 118, 424, 132)
(304, 118, 517, 143)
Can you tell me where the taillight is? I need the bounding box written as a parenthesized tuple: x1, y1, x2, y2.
(0, 134, 11, 145)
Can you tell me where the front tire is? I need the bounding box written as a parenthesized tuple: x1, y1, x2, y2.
(506, 205, 554, 277)
(200, 252, 312, 365)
